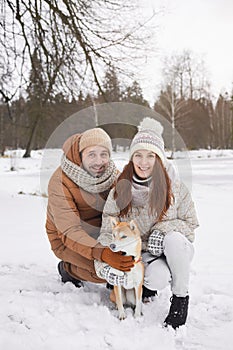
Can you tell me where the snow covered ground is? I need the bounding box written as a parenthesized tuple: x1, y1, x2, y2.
(0, 149, 233, 350)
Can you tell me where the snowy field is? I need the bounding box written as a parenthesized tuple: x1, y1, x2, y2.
(0, 149, 233, 350)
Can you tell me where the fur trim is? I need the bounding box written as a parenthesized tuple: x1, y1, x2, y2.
(138, 117, 163, 136)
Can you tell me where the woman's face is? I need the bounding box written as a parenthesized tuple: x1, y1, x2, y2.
(132, 149, 156, 179)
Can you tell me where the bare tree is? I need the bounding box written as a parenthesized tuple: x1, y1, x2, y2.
(157, 50, 213, 152)
(162, 50, 210, 100)
(0, 0, 155, 156)
(154, 84, 189, 156)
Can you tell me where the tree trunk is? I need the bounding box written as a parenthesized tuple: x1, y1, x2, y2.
(23, 115, 40, 157)
(0, 109, 4, 155)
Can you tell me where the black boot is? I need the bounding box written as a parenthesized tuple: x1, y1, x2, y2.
(142, 285, 157, 303)
(57, 261, 83, 288)
(164, 295, 189, 329)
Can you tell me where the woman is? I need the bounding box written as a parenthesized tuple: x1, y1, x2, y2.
(95, 117, 199, 329)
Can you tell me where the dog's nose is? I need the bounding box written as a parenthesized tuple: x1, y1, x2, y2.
(110, 243, 116, 251)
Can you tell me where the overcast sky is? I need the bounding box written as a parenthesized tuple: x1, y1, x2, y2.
(138, 0, 233, 103)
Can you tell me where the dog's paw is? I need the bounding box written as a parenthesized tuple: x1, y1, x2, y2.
(118, 311, 127, 320)
(134, 306, 143, 318)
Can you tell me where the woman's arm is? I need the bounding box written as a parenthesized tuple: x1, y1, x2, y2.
(151, 182, 199, 242)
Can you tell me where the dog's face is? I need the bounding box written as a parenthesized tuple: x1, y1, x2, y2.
(109, 217, 140, 254)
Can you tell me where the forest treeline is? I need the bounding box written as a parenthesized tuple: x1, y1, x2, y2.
(0, 65, 232, 156)
(0, 1, 232, 157)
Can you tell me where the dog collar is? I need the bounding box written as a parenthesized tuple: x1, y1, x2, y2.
(134, 257, 142, 264)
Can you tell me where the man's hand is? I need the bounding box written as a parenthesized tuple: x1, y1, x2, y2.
(101, 248, 134, 272)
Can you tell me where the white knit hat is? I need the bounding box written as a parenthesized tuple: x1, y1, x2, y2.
(129, 117, 166, 163)
(79, 128, 112, 154)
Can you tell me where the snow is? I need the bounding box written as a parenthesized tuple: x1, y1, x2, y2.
(1, 149, 233, 350)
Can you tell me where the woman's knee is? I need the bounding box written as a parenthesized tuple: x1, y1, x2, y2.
(164, 231, 194, 259)
(144, 258, 171, 291)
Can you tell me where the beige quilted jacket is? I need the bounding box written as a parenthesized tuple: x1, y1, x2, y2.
(97, 169, 199, 251)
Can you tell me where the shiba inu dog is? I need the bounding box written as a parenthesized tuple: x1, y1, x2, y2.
(109, 217, 144, 320)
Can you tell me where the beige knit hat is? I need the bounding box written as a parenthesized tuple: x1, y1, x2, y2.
(79, 128, 112, 154)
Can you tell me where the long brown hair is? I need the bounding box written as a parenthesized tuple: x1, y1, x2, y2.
(114, 155, 173, 222)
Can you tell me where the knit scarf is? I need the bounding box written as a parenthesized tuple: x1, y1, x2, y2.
(61, 154, 118, 193)
(131, 175, 152, 207)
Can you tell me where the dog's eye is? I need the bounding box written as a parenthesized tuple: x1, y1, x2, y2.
(121, 235, 127, 239)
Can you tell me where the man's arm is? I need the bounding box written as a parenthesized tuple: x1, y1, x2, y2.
(47, 171, 104, 261)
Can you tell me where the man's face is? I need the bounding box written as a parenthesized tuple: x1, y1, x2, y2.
(81, 145, 110, 177)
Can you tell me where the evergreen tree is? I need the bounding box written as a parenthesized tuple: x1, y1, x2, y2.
(214, 93, 233, 148)
(181, 98, 213, 149)
(123, 80, 150, 107)
(24, 49, 47, 156)
(99, 67, 122, 102)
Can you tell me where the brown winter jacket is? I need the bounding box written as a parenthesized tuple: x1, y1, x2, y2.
(46, 133, 116, 283)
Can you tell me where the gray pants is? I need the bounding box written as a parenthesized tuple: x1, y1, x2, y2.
(143, 231, 194, 297)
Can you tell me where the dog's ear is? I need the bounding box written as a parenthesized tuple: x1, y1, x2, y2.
(129, 220, 136, 231)
(110, 216, 118, 228)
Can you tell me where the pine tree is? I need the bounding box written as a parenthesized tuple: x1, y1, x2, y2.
(24, 49, 47, 157)
(123, 80, 149, 107)
(99, 67, 122, 102)
(214, 93, 233, 148)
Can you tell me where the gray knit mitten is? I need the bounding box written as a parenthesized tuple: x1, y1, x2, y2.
(147, 230, 165, 256)
(99, 265, 129, 287)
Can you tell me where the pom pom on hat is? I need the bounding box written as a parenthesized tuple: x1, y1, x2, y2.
(130, 117, 166, 162)
(138, 117, 164, 135)
(79, 128, 112, 154)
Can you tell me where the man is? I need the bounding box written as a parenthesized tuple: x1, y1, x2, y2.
(46, 128, 134, 287)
